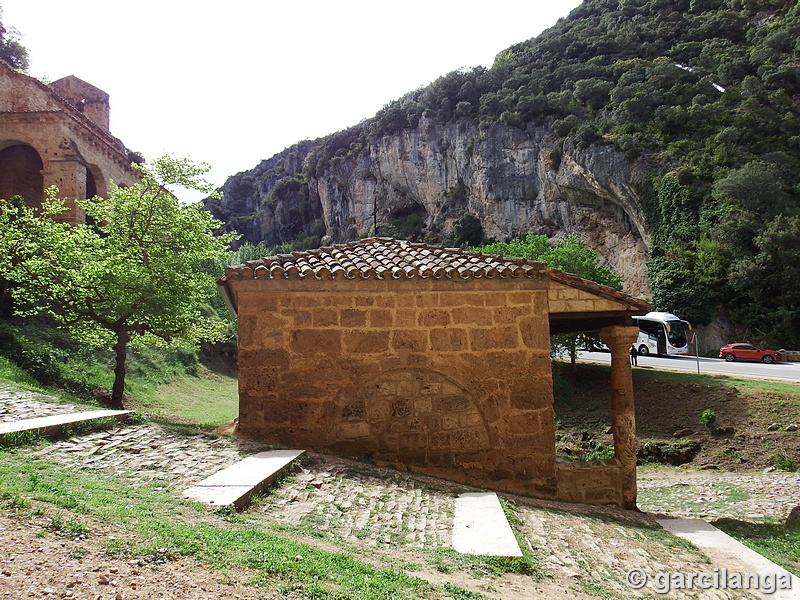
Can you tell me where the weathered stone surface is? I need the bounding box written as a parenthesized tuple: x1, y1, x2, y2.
(0, 63, 139, 222)
(787, 506, 800, 531)
(208, 120, 650, 296)
(183, 449, 305, 508)
(222, 240, 650, 506)
(452, 492, 523, 557)
(232, 277, 560, 495)
(0, 409, 131, 440)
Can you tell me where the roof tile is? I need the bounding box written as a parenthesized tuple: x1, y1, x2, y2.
(222, 238, 547, 282)
(221, 237, 651, 310)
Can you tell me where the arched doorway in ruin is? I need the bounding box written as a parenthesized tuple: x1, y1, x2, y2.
(0, 144, 44, 210)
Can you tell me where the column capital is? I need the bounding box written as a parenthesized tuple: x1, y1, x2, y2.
(599, 325, 639, 350)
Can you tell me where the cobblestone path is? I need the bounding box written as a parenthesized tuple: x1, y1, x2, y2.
(2, 384, 269, 489)
(4, 382, 797, 528)
(2, 385, 461, 552)
(1, 383, 798, 600)
(0, 385, 87, 422)
(638, 466, 800, 522)
(255, 455, 457, 549)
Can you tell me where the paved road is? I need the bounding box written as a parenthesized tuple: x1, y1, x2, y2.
(577, 351, 800, 382)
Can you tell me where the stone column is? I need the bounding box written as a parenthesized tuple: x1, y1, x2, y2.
(41, 158, 87, 224)
(599, 325, 640, 510)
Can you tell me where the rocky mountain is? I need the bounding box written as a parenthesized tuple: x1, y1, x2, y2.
(206, 120, 650, 295)
(205, 0, 800, 346)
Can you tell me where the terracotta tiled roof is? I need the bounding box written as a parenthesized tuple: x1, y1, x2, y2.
(220, 237, 651, 309)
(222, 238, 546, 281)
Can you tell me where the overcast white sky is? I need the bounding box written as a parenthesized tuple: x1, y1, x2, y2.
(3, 0, 582, 201)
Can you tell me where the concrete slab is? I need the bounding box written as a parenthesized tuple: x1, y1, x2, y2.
(451, 492, 523, 557)
(183, 449, 305, 509)
(658, 518, 799, 599)
(0, 410, 131, 439)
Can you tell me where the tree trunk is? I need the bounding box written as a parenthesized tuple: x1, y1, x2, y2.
(110, 329, 128, 409)
(569, 337, 578, 369)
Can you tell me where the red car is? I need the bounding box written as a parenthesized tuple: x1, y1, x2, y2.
(719, 343, 781, 364)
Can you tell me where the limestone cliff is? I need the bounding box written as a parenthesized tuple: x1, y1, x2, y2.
(207, 119, 651, 297)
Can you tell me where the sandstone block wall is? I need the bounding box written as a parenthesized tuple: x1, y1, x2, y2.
(548, 282, 638, 314)
(235, 277, 559, 497)
(0, 63, 138, 222)
(555, 460, 625, 506)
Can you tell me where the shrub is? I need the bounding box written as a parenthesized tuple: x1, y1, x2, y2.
(769, 453, 798, 472)
(700, 409, 717, 429)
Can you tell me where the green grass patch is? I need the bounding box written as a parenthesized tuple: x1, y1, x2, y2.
(714, 519, 800, 577)
(0, 452, 447, 599)
(568, 361, 800, 401)
(0, 428, 44, 449)
(0, 354, 45, 390)
(0, 314, 236, 429)
(0, 315, 206, 409)
(577, 579, 642, 600)
(637, 481, 750, 516)
(43, 513, 92, 539)
(438, 583, 486, 599)
(128, 364, 238, 427)
(716, 377, 800, 398)
(426, 541, 544, 579)
(109, 522, 436, 599)
(769, 452, 799, 472)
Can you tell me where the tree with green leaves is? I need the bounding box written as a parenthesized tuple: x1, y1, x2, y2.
(728, 214, 800, 347)
(0, 5, 29, 71)
(475, 234, 623, 364)
(0, 156, 236, 408)
(478, 233, 623, 289)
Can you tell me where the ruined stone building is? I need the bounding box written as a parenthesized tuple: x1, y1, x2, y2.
(220, 238, 652, 508)
(0, 61, 139, 222)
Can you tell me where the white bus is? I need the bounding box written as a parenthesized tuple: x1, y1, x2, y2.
(632, 312, 692, 356)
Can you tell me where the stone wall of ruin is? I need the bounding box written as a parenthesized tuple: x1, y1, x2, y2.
(234, 276, 560, 498)
(0, 63, 138, 222)
(555, 460, 625, 506)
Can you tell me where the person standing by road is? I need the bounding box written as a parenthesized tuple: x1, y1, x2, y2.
(630, 345, 638, 366)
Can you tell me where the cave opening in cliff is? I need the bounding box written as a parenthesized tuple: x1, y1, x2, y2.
(376, 202, 427, 241)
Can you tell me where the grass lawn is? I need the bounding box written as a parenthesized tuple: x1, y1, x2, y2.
(714, 519, 800, 577)
(126, 363, 239, 428)
(0, 451, 447, 600)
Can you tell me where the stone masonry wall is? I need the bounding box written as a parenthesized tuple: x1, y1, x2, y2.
(555, 460, 625, 506)
(234, 277, 559, 498)
(547, 281, 638, 314)
(0, 63, 138, 223)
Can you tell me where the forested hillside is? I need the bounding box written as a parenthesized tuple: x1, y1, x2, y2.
(207, 0, 800, 347)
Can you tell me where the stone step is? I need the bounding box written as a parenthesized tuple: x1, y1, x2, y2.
(451, 492, 523, 557)
(183, 449, 305, 509)
(0, 410, 132, 441)
(658, 518, 799, 599)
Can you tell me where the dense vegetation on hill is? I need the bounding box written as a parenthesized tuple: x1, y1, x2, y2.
(295, 0, 800, 346)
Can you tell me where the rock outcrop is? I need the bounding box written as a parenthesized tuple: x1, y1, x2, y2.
(206, 118, 651, 296)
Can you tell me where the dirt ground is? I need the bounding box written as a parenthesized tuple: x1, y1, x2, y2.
(0, 515, 275, 600)
(2, 453, 797, 600)
(1, 369, 798, 600)
(556, 363, 800, 471)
